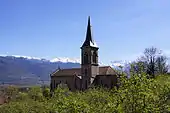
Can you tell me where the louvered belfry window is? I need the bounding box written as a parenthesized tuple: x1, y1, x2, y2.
(84, 52, 88, 64)
(93, 51, 97, 63)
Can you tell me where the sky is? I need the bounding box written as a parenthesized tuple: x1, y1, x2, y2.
(0, 0, 170, 64)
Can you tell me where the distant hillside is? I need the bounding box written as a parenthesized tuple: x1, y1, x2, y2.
(0, 56, 138, 86)
(0, 56, 80, 86)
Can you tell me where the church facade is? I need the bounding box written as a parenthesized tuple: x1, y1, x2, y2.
(50, 17, 118, 91)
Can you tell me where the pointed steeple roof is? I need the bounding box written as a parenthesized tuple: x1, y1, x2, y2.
(81, 16, 98, 48)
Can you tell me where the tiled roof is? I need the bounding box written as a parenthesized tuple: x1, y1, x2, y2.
(51, 66, 117, 77)
(51, 68, 81, 76)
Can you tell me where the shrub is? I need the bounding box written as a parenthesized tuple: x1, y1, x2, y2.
(0, 74, 170, 113)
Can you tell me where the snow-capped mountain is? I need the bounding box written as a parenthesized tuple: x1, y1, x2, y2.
(0, 55, 108, 66)
(0, 55, 80, 63)
(0, 55, 42, 60)
(110, 60, 129, 67)
(50, 57, 80, 63)
(0, 55, 81, 86)
(0, 55, 136, 68)
(110, 60, 132, 69)
(0, 55, 108, 85)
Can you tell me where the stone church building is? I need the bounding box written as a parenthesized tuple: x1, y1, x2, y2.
(50, 17, 118, 91)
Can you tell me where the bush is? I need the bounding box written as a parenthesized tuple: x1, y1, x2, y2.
(0, 74, 169, 113)
(27, 86, 45, 101)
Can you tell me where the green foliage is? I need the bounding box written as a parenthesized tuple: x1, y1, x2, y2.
(5, 86, 18, 96)
(42, 88, 50, 99)
(115, 73, 170, 113)
(16, 92, 29, 101)
(0, 74, 170, 113)
(27, 86, 44, 101)
(136, 46, 169, 78)
(0, 100, 51, 113)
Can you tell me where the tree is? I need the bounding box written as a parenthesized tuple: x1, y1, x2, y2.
(133, 47, 168, 78)
(28, 86, 44, 101)
(130, 60, 147, 75)
(156, 56, 169, 74)
(144, 47, 160, 77)
(42, 88, 50, 99)
(5, 85, 19, 101)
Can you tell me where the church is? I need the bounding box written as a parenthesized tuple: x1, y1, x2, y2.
(50, 17, 119, 91)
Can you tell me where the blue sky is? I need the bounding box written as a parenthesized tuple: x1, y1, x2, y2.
(0, 0, 170, 64)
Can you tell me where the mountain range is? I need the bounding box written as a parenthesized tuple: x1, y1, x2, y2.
(0, 55, 140, 86)
(0, 55, 80, 86)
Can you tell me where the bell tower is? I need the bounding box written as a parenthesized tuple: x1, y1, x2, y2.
(81, 16, 99, 90)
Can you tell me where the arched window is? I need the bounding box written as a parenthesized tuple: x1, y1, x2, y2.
(84, 53, 88, 64)
(50, 83, 52, 89)
(101, 80, 103, 84)
(53, 80, 55, 88)
(85, 80, 88, 89)
(93, 51, 97, 63)
(85, 69, 87, 76)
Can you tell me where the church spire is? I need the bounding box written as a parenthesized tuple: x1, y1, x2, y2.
(81, 16, 98, 48)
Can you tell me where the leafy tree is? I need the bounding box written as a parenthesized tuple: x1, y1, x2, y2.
(132, 47, 168, 78)
(4, 85, 19, 101)
(0, 72, 170, 113)
(42, 87, 50, 99)
(28, 86, 44, 101)
(16, 92, 29, 101)
(144, 47, 159, 77)
(156, 56, 169, 74)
